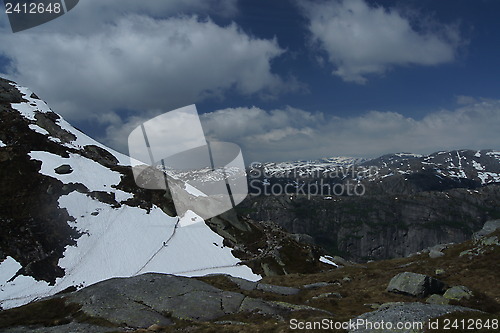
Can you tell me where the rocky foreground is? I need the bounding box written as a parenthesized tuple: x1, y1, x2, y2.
(1, 221, 499, 332)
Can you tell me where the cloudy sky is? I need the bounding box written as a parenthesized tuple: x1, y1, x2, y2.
(0, 0, 499, 163)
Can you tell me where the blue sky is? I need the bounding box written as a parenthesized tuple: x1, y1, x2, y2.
(0, 0, 499, 162)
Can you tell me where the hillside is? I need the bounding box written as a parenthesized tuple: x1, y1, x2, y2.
(243, 150, 500, 261)
(0, 220, 498, 332)
(0, 77, 322, 310)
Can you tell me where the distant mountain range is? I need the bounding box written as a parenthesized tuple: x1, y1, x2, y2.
(241, 151, 500, 262)
(249, 149, 500, 195)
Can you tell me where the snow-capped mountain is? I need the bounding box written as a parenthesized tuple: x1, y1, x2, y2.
(0, 78, 266, 310)
(248, 149, 500, 196)
(257, 156, 368, 178)
(364, 150, 500, 185)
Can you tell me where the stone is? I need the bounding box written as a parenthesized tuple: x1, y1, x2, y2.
(312, 292, 342, 300)
(226, 276, 257, 291)
(34, 273, 328, 330)
(303, 282, 332, 289)
(65, 274, 264, 327)
(387, 272, 446, 297)
(479, 236, 500, 247)
(426, 294, 449, 305)
(147, 324, 163, 331)
(256, 283, 300, 295)
(429, 250, 444, 258)
(435, 269, 445, 276)
(473, 220, 500, 241)
(35, 112, 77, 143)
(378, 302, 406, 310)
(54, 164, 73, 174)
(443, 286, 473, 301)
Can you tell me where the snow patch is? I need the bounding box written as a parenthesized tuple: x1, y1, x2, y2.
(11, 84, 130, 166)
(1, 191, 260, 309)
(28, 124, 50, 136)
(319, 256, 338, 267)
(29, 151, 122, 192)
(0, 140, 5, 148)
(473, 160, 485, 171)
(0, 257, 51, 309)
(478, 172, 500, 185)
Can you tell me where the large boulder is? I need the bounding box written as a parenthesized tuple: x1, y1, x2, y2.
(443, 286, 473, 301)
(473, 220, 500, 240)
(225, 275, 300, 295)
(387, 272, 446, 297)
(0, 273, 325, 332)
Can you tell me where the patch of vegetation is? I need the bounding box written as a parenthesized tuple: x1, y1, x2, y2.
(0, 296, 119, 330)
(0, 298, 78, 329)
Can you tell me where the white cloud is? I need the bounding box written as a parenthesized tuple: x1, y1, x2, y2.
(0, 13, 294, 123)
(198, 100, 500, 162)
(300, 0, 462, 83)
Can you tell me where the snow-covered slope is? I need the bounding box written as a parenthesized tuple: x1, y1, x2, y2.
(0, 80, 259, 310)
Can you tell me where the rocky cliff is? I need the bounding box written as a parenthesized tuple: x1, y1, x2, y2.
(241, 150, 500, 261)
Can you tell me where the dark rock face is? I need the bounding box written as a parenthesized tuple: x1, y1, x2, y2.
(387, 272, 446, 298)
(0, 78, 23, 104)
(473, 219, 500, 240)
(54, 165, 72, 175)
(81, 145, 119, 167)
(240, 184, 500, 262)
(34, 112, 76, 144)
(244, 149, 500, 262)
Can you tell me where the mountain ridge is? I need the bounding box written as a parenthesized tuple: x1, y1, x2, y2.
(0, 77, 323, 310)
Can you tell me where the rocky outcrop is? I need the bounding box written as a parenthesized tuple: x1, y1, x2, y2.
(0, 273, 327, 332)
(225, 275, 300, 295)
(473, 219, 500, 240)
(443, 286, 473, 301)
(240, 186, 500, 262)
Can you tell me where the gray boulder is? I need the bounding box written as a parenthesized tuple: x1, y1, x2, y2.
(303, 282, 333, 289)
(226, 275, 300, 295)
(443, 286, 473, 301)
(256, 283, 300, 295)
(387, 272, 446, 297)
(429, 249, 445, 258)
(67, 273, 274, 326)
(6, 273, 318, 331)
(426, 294, 449, 305)
(54, 164, 73, 174)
